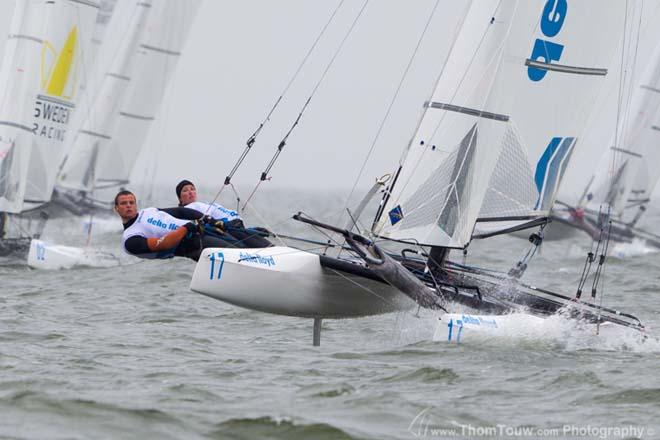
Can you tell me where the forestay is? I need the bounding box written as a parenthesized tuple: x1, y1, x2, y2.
(0, 0, 98, 213)
(57, 0, 200, 194)
(374, 0, 631, 246)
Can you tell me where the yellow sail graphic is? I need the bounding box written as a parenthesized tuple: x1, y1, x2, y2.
(43, 27, 78, 98)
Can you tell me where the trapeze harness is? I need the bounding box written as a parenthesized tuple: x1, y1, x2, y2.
(183, 201, 241, 222)
(122, 208, 190, 259)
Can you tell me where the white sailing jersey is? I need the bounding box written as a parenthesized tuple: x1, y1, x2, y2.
(121, 207, 189, 257)
(184, 201, 241, 222)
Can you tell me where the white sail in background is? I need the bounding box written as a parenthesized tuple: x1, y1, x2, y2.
(375, 0, 632, 246)
(0, 1, 17, 63)
(57, 0, 201, 195)
(581, 38, 660, 222)
(57, 0, 152, 193)
(0, 0, 99, 213)
(74, 0, 119, 118)
(556, 1, 660, 212)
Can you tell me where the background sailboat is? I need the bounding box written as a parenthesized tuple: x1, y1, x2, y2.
(55, 0, 201, 211)
(551, 2, 660, 249)
(29, 0, 201, 269)
(0, 0, 98, 256)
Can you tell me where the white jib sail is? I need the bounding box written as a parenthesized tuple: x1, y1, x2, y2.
(57, 0, 200, 194)
(376, 0, 633, 246)
(0, 0, 99, 213)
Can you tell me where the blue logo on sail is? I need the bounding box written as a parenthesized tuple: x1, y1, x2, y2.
(535, 137, 575, 210)
(389, 205, 404, 225)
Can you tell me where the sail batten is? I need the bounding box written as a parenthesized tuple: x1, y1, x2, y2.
(427, 102, 509, 122)
(523, 59, 608, 76)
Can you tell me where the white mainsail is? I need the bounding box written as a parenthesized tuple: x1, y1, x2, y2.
(374, 0, 632, 246)
(57, 0, 200, 195)
(582, 39, 660, 222)
(0, 0, 98, 214)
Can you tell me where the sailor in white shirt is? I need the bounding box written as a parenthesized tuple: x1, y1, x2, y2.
(175, 180, 272, 248)
(115, 190, 235, 261)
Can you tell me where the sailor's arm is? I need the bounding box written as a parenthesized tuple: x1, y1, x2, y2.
(124, 223, 200, 255)
(146, 226, 189, 251)
(159, 207, 204, 220)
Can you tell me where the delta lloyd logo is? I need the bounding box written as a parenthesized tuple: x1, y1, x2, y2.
(40, 26, 79, 99)
(146, 217, 179, 231)
(239, 252, 276, 267)
(215, 204, 239, 219)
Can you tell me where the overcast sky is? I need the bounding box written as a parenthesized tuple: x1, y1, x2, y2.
(132, 0, 660, 205)
(133, 0, 454, 198)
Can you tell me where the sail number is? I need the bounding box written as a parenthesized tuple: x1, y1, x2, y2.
(209, 252, 225, 280)
(528, 0, 567, 82)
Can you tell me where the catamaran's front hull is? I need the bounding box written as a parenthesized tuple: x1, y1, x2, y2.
(190, 247, 416, 318)
(27, 239, 119, 270)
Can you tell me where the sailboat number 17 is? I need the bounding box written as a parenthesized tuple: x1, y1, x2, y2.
(209, 252, 225, 280)
(528, 0, 567, 82)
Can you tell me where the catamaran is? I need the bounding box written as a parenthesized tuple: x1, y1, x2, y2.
(186, 0, 651, 345)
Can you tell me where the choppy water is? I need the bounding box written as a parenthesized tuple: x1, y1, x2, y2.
(2, 191, 660, 439)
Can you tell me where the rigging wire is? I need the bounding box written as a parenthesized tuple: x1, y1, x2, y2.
(338, 0, 442, 230)
(206, 0, 347, 207)
(371, 2, 475, 231)
(576, 0, 639, 302)
(241, 0, 371, 211)
(609, 0, 632, 193)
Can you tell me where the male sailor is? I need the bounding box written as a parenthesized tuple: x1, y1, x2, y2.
(175, 180, 273, 248)
(115, 190, 235, 261)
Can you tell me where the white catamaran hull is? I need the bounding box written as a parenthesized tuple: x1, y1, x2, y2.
(27, 239, 120, 270)
(435, 312, 635, 343)
(190, 246, 416, 318)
